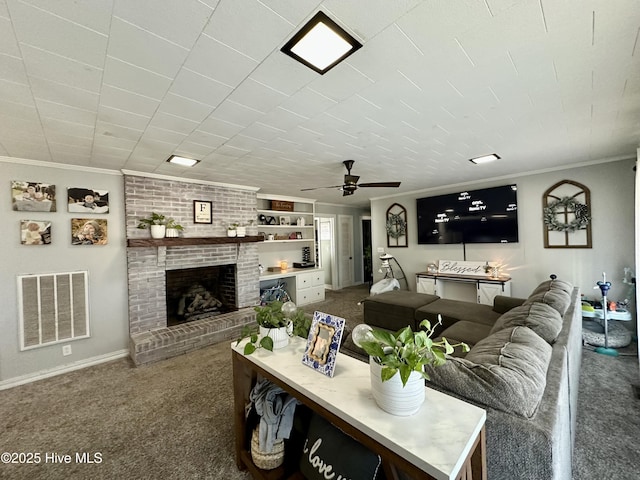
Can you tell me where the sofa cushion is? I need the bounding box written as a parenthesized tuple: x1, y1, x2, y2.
(490, 302, 563, 344)
(523, 280, 573, 315)
(363, 291, 439, 331)
(415, 299, 501, 328)
(530, 278, 574, 296)
(438, 321, 493, 353)
(424, 326, 552, 418)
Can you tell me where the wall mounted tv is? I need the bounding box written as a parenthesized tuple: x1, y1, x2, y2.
(417, 184, 518, 244)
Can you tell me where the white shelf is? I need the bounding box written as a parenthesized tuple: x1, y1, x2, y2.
(262, 239, 314, 243)
(257, 209, 313, 216)
(257, 225, 313, 229)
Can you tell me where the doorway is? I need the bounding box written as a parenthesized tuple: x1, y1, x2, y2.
(316, 216, 337, 289)
(361, 217, 372, 288)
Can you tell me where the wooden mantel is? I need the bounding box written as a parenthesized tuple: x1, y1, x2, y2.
(127, 235, 264, 247)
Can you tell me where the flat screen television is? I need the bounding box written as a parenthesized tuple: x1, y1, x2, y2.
(417, 184, 518, 244)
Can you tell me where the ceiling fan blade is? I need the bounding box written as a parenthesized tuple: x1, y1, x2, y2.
(357, 182, 401, 188)
(300, 185, 343, 191)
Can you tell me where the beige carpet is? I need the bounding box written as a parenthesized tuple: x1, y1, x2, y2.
(1, 284, 638, 480)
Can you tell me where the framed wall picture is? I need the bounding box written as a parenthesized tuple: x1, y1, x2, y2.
(20, 220, 52, 245)
(279, 216, 290, 226)
(11, 180, 56, 212)
(193, 200, 212, 224)
(67, 187, 109, 213)
(302, 311, 345, 378)
(71, 218, 108, 245)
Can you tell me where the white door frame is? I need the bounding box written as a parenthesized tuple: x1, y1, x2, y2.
(316, 215, 338, 290)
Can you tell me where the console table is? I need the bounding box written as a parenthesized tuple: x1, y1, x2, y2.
(416, 272, 511, 305)
(232, 337, 487, 480)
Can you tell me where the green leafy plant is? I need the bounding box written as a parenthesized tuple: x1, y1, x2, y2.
(165, 218, 184, 231)
(360, 316, 469, 387)
(237, 301, 311, 355)
(228, 222, 239, 230)
(137, 212, 167, 229)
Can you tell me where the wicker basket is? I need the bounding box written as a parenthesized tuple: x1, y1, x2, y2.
(250, 427, 285, 470)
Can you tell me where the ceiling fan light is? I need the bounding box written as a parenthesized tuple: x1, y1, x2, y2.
(469, 154, 500, 164)
(167, 155, 199, 167)
(281, 11, 362, 74)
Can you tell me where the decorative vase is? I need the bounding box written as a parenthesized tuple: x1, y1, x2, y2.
(150, 225, 166, 239)
(227, 229, 237, 237)
(259, 323, 292, 350)
(236, 226, 246, 237)
(165, 228, 179, 238)
(369, 358, 425, 416)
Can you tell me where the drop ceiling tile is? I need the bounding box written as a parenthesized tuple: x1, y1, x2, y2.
(257, 106, 308, 132)
(49, 141, 92, 156)
(98, 106, 150, 131)
(102, 56, 171, 101)
(158, 93, 213, 124)
(173, 142, 214, 158)
(183, 129, 228, 149)
(107, 17, 189, 78)
(100, 84, 161, 117)
(197, 116, 243, 138)
(277, 87, 337, 119)
(0, 54, 28, 84)
(249, 52, 316, 98)
(91, 144, 132, 159)
(210, 100, 264, 128)
(95, 121, 143, 142)
(0, 16, 20, 56)
(30, 76, 99, 112)
(227, 79, 287, 113)
(147, 111, 198, 135)
(0, 79, 34, 105)
(204, 0, 292, 61)
(142, 125, 188, 145)
(183, 34, 258, 87)
(238, 122, 286, 143)
(0, 98, 39, 120)
(41, 117, 94, 138)
(169, 68, 232, 108)
(113, 0, 213, 49)
(20, 44, 103, 92)
(36, 99, 96, 126)
(10, 0, 108, 67)
(17, 0, 112, 34)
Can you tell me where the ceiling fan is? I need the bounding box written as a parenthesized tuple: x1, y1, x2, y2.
(301, 160, 401, 196)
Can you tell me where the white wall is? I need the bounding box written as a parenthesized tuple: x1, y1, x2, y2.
(1, 158, 129, 387)
(370, 158, 636, 329)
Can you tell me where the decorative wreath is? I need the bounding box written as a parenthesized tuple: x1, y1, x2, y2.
(386, 213, 407, 239)
(543, 197, 591, 232)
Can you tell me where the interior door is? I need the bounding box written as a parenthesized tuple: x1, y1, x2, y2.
(338, 214, 354, 288)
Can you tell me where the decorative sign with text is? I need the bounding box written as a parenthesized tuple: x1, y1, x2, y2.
(437, 260, 487, 277)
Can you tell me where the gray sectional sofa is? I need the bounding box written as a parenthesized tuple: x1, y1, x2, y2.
(345, 277, 582, 480)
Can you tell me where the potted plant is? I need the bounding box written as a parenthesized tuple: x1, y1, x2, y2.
(236, 219, 254, 238)
(164, 218, 184, 238)
(237, 301, 310, 355)
(227, 222, 238, 237)
(137, 212, 167, 239)
(356, 316, 469, 416)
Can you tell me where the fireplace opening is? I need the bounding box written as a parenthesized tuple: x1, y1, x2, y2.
(166, 265, 237, 326)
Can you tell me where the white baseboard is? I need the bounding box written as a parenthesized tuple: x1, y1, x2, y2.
(0, 349, 130, 391)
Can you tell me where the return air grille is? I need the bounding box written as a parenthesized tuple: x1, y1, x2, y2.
(18, 271, 90, 350)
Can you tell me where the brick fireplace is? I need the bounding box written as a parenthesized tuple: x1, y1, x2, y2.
(123, 172, 261, 365)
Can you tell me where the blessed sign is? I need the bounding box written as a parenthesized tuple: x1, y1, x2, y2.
(437, 260, 487, 277)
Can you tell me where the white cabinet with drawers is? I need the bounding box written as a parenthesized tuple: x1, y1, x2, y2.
(296, 270, 325, 306)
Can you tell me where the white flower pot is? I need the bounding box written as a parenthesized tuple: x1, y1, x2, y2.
(369, 357, 425, 416)
(227, 229, 237, 237)
(236, 226, 246, 237)
(259, 323, 292, 350)
(165, 228, 179, 238)
(150, 225, 166, 239)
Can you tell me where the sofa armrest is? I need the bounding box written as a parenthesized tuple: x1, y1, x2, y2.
(493, 295, 526, 314)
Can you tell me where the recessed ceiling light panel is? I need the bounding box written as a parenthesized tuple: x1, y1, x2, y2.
(281, 11, 362, 75)
(469, 154, 501, 164)
(167, 155, 199, 167)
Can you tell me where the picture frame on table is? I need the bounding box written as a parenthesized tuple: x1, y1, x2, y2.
(279, 216, 290, 226)
(193, 200, 212, 224)
(302, 311, 345, 378)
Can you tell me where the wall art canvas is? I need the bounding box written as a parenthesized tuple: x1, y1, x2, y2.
(67, 187, 109, 213)
(302, 311, 345, 378)
(20, 220, 52, 245)
(11, 180, 56, 212)
(71, 218, 108, 245)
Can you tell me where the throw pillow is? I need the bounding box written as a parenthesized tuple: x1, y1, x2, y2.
(490, 302, 563, 343)
(424, 326, 552, 418)
(299, 413, 384, 480)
